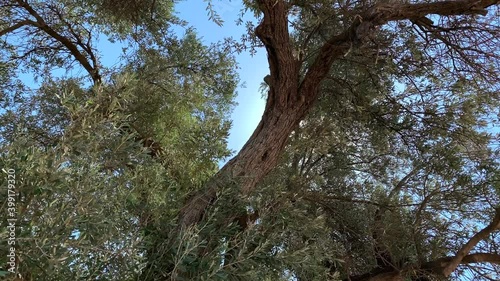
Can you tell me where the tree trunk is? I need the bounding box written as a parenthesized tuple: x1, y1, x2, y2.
(177, 0, 499, 229)
(178, 79, 308, 227)
(168, 0, 500, 279)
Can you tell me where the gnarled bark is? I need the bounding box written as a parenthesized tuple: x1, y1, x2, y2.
(177, 0, 499, 231)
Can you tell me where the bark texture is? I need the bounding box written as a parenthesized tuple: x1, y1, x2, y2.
(346, 209, 500, 281)
(177, 0, 499, 230)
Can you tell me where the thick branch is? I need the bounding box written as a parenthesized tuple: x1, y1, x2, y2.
(425, 253, 500, 270)
(347, 253, 500, 281)
(299, 0, 499, 101)
(441, 208, 500, 276)
(419, 253, 500, 278)
(255, 0, 300, 109)
(345, 208, 500, 281)
(461, 253, 500, 264)
(0, 20, 31, 36)
(388, 166, 421, 199)
(16, 0, 100, 83)
(49, 3, 99, 75)
(176, 0, 499, 231)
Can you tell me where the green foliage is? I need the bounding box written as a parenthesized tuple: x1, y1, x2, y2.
(1, 0, 499, 280)
(240, 2, 500, 279)
(1, 1, 238, 279)
(0, 65, 237, 278)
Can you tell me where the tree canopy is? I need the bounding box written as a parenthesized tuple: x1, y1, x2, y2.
(1, 0, 500, 280)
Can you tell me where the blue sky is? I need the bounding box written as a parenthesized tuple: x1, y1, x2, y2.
(175, 1, 267, 156)
(5, 2, 498, 279)
(15, 1, 267, 159)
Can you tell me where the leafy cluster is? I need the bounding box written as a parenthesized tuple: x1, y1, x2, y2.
(1, 0, 500, 281)
(1, 1, 238, 280)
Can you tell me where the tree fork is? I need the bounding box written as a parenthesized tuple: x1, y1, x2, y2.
(176, 0, 500, 230)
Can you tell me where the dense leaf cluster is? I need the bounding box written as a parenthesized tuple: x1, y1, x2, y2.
(1, 0, 499, 280)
